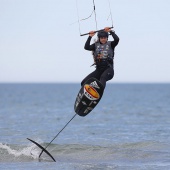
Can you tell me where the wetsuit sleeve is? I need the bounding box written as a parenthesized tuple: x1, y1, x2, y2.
(110, 31, 119, 49)
(84, 36, 95, 51)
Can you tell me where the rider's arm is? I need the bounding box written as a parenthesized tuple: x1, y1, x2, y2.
(84, 36, 95, 51)
(110, 31, 119, 48)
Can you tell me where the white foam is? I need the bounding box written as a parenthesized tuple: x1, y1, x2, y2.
(0, 143, 39, 159)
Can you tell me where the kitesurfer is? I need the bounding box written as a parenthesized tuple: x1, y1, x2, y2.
(81, 27, 119, 89)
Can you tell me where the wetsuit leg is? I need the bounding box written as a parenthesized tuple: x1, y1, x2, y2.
(100, 67, 114, 88)
(81, 69, 101, 86)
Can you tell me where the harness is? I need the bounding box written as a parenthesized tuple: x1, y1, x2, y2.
(91, 41, 114, 68)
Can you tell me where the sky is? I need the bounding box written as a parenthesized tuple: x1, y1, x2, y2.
(0, 0, 170, 83)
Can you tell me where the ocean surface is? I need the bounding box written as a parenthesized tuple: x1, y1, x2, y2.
(0, 83, 170, 170)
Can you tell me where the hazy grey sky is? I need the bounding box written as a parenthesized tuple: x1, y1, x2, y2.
(0, 0, 170, 83)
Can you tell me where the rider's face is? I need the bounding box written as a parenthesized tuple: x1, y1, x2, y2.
(100, 37, 108, 44)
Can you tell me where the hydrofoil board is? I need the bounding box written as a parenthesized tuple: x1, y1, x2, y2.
(74, 78, 104, 116)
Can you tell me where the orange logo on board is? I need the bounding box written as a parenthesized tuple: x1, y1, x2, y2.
(84, 84, 100, 100)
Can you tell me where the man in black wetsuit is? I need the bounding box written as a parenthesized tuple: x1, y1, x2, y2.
(81, 27, 119, 89)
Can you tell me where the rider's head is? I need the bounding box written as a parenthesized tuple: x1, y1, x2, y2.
(97, 31, 108, 44)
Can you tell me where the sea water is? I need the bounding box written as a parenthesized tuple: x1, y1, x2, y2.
(0, 83, 170, 170)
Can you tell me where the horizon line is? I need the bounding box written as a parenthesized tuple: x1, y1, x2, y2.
(0, 81, 170, 84)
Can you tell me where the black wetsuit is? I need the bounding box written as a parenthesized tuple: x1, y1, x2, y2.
(81, 31, 119, 88)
